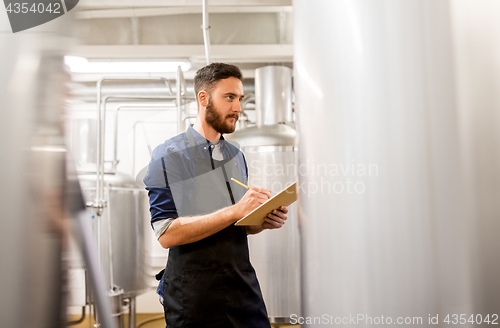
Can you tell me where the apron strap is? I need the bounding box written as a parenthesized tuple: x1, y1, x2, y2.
(186, 126, 236, 205)
(223, 140, 236, 160)
(220, 163, 236, 205)
(186, 126, 201, 160)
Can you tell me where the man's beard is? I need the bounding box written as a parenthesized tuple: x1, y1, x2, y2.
(205, 97, 238, 134)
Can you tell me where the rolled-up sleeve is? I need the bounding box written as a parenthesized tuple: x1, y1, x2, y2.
(152, 218, 175, 239)
(144, 145, 183, 227)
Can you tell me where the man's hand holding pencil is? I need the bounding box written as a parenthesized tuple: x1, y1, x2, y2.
(231, 178, 289, 230)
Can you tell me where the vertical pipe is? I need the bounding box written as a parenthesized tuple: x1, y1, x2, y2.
(131, 17, 140, 45)
(114, 106, 174, 171)
(95, 77, 174, 205)
(128, 297, 136, 328)
(295, 0, 472, 324)
(73, 212, 118, 328)
(106, 185, 114, 290)
(132, 123, 137, 176)
(113, 107, 120, 172)
(202, 0, 211, 65)
(100, 96, 110, 213)
(176, 66, 184, 133)
(96, 79, 103, 209)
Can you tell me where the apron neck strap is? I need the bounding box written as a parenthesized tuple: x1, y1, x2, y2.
(186, 126, 203, 160)
(187, 126, 238, 162)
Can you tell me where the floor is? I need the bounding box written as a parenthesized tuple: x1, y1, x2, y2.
(68, 313, 165, 328)
(67, 313, 298, 328)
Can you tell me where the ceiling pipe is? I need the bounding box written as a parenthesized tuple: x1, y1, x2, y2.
(201, 0, 211, 65)
(75, 6, 293, 20)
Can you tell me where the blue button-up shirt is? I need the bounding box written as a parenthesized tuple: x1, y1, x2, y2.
(144, 125, 248, 226)
(143, 126, 248, 300)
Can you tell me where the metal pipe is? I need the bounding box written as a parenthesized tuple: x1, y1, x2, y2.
(67, 306, 86, 326)
(98, 95, 183, 211)
(128, 297, 136, 328)
(176, 67, 184, 133)
(241, 94, 255, 112)
(88, 303, 92, 328)
(105, 185, 115, 290)
(96, 79, 104, 213)
(179, 67, 191, 131)
(113, 106, 176, 171)
(70, 80, 254, 103)
(180, 69, 188, 96)
(76, 5, 293, 20)
(95, 77, 175, 214)
(72, 212, 118, 328)
(202, 0, 211, 65)
(131, 17, 140, 45)
(239, 95, 255, 129)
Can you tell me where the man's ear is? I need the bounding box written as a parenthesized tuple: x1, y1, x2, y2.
(198, 90, 209, 107)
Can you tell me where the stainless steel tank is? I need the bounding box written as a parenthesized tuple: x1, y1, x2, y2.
(294, 0, 475, 325)
(225, 65, 300, 323)
(450, 0, 500, 316)
(67, 104, 153, 299)
(255, 66, 293, 127)
(78, 172, 152, 298)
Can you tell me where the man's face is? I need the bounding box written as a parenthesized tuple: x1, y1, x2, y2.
(204, 77, 244, 134)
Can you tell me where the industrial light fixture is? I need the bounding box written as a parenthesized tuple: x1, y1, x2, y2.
(64, 56, 191, 73)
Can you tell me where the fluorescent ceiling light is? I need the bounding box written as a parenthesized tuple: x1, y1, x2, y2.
(64, 56, 191, 73)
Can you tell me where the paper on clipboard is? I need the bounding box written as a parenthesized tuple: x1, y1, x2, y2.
(235, 182, 297, 226)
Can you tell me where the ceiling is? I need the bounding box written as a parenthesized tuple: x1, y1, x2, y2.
(70, 0, 294, 77)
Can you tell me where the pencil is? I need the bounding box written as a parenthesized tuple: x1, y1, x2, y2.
(231, 178, 250, 189)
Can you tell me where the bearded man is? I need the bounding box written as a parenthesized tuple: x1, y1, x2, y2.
(144, 63, 289, 328)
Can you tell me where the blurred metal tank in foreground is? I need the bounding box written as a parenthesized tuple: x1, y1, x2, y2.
(0, 11, 72, 328)
(226, 65, 300, 323)
(0, 10, 116, 328)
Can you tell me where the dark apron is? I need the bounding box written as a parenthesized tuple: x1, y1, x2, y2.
(163, 128, 270, 328)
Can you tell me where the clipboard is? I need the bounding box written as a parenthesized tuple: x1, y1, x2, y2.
(235, 182, 298, 226)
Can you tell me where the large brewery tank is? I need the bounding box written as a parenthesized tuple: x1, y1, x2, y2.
(68, 117, 152, 307)
(226, 66, 300, 323)
(78, 172, 151, 297)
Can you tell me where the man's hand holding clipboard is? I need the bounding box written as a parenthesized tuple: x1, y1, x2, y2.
(231, 180, 298, 226)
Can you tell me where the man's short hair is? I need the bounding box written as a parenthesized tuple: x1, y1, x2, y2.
(194, 63, 243, 99)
